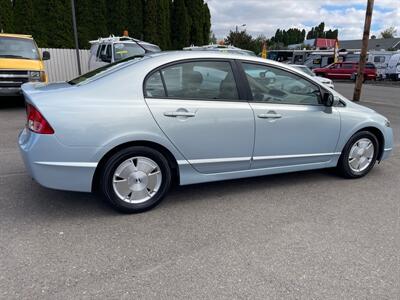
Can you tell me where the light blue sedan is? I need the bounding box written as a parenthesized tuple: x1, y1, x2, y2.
(19, 52, 393, 213)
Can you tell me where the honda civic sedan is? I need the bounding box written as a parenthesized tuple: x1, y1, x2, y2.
(19, 51, 393, 213)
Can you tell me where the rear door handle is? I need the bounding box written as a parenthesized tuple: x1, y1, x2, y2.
(164, 111, 196, 118)
(257, 113, 282, 119)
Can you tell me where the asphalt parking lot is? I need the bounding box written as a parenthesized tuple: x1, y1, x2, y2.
(0, 83, 399, 299)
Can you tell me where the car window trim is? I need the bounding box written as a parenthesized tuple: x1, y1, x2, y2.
(143, 58, 246, 102)
(236, 59, 326, 106)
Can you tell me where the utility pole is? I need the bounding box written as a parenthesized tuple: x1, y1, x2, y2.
(353, 0, 374, 102)
(71, 0, 82, 75)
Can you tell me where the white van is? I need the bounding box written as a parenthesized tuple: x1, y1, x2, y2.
(386, 53, 400, 81)
(368, 51, 394, 80)
(88, 36, 161, 71)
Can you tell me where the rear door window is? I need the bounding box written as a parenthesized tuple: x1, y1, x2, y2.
(155, 60, 239, 100)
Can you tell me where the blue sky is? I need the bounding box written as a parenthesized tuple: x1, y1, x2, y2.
(207, 0, 399, 41)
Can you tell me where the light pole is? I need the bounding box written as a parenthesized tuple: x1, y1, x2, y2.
(71, 0, 82, 75)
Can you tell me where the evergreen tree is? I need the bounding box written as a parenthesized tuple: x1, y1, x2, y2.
(202, 2, 211, 45)
(46, 0, 74, 48)
(156, 0, 171, 49)
(31, 0, 49, 47)
(76, 0, 93, 47)
(13, 0, 35, 35)
(0, 0, 14, 33)
(91, 0, 108, 38)
(143, 0, 158, 44)
(107, 0, 129, 36)
(127, 0, 144, 39)
(76, 0, 108, 48)
(185, 0, 204, 45)
(171, 0, 190, 49)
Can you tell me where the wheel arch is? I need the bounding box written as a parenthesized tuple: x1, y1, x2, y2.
(355, 126, 385, 161)
(92, 140, 180, 192)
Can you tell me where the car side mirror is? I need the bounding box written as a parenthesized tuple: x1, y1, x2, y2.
(42, 51, 50, 60)
(322, 92, 339, 107)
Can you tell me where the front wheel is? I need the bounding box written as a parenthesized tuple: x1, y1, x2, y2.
(337, 131, 379, 178)
(100, 146, 172, 213)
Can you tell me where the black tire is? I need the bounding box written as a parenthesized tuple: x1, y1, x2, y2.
(337, 131, 379, 179)
(99, 146, 172, 213)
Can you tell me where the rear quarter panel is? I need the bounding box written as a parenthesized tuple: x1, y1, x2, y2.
(22, 63, 187, 164)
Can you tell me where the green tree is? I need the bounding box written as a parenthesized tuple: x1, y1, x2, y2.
(107, 0, 129, 36)
(13, 0, 35, 35)
(127, 0, 144, 39)
(46, 0, 74, 48)
(156, 0, 171, 49)
(76, 0, 94, 47)
(91, 0, 108, 38)
(0, 0, 14, 32)
(224, 30, 253, 49)
(202, 2, 211, 45)
(171, 0, 190, 49)
(143, 0, 158, 44)
(76, 0, 108, 48)
(185, 0, 204, 45)
(381, 27, 397, 39)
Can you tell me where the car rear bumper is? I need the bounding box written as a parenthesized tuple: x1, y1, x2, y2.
(18, 128, 97, 192)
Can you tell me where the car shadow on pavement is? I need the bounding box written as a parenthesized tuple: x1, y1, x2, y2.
(13, 168, 343, 219)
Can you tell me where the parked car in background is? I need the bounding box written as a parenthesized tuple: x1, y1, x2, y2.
(19, 51, 392, 213)
(184, 44, 257, 57)
(314, 62, 377, 81)
(88, 36, 161, 71)
(291, 64, 334, 89)
(0, 33, 50, 97)
(386, 52, 400, 81)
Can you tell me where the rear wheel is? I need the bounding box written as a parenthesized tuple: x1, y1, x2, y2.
(100, 146, 172, 213)
(337, 131, 379, 178)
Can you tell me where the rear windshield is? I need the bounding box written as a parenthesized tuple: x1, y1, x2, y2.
(69, 55, 144, 85)
(0, 37, 40, 60)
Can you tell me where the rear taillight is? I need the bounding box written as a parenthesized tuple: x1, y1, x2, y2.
(26, 104, 54, 134)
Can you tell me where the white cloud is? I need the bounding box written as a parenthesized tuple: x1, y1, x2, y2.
(206, 0, 400, 41)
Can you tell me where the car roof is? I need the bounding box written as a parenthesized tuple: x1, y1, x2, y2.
(0, 33, 33, 39)
(144, 50, 282, 66)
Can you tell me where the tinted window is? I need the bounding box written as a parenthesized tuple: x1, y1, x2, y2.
(242, 63, 321, 105)
(160, 61, 239, 100)
(144, 71, 166, 98)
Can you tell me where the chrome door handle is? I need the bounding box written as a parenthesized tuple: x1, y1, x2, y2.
(164, 111, 196, 118)
(257, 113, 282, 119)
